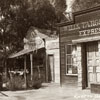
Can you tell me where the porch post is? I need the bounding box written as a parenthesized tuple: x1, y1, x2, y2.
(24, 55, 27, 89)
(43, 39, 48, 82)
(30, 53, 33, 81)
(4, 60, 7, 80)
(45, 53, 48, 82)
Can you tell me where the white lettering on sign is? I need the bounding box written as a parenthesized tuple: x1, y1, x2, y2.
(62, 19, 100, 32)
(67, 24, 80, 31)
(79, 28, 100, 36)
(81, 19, 100, 29)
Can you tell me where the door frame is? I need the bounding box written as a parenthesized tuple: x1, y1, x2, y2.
(48, 54, 55, 82)
(82, 41, 98, 89)
(81, 43, 88, 89)
(86, 41, 98, 88)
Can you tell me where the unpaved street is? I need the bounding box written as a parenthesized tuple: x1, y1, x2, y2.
(0, 83, 100, 100)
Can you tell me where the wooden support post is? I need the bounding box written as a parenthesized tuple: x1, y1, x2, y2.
(30, 53, 33, 81)
(43, 39, 48, 82)
(24, 55, 27, 89)
(4, 60, 7, 80)
(37, 65, 41, 78)
(45, 53, 48, 82)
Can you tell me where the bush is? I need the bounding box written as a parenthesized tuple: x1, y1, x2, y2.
(6, 75, 25, 91)
(2, 70, 42, 90)
(27, 74, 42, 89)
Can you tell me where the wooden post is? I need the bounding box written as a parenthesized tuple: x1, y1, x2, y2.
(24, 55, 27, 89)
(45, 53, 48, 82)
(43, 39, 48, 82)
(30, 53, 33, 81)
(4, 59, 7, 81)
(37, 65, 41, 78)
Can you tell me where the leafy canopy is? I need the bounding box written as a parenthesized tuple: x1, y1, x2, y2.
(72, 0, 100, 12)
(0, 0, 58, 57)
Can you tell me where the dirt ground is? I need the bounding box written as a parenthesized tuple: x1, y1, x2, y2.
(0, 83, 100, 100)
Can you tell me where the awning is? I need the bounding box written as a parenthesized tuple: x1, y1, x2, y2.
(9, 49, 35, 58)
(9, 35, 45, 58)
(72, 36, 100, 44)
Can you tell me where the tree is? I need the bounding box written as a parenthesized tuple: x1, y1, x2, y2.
(0, 0, 30, 77)
(0, 0, 29, 57)
(27, 0, 57, 29)
(0, 0, 58, 58)
(72, 0, 100, 12)
(0, 0, 60, 82)
(49, 0, 67, 22)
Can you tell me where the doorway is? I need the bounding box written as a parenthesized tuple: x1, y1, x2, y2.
(86, 41, 100, 88)
(48, 55, 55, 82)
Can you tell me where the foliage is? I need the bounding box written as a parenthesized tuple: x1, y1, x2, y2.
(27, 75, 42, 89)
(28, 0, 57, 29)
(0, 0, 29, 58)
(49, 0, 67, 22)
(3, 75, 25, 91)
(2, 71, 42, 90)
(54, 0, 66, 14)
(0, 0, 58, 59)
(72, 0, 100, 12)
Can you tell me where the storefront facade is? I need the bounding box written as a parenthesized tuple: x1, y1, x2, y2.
(58, 6, 100, 90)
(8, 27, 60, 89)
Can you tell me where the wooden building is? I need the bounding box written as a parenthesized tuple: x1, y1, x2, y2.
(8, 27, 60, 89)
(58, 6, 100, 91)
(46, 38, 60, 83)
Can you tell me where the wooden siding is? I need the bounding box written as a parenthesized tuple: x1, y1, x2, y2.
(46, 49, 60, 83)
(59, 7, 100, 88)
(61, 75, 78, 87)
(60, 42, 78, 87)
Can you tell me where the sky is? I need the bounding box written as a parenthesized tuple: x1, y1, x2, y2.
(65, 0, 75, 12)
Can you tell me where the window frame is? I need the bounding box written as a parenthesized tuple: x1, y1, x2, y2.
(65, 44, 78, 76)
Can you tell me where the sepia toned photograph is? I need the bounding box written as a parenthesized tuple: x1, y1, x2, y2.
(0, 0, 100, 100)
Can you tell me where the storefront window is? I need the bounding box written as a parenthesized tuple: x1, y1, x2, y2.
(66, 44, 77, 75)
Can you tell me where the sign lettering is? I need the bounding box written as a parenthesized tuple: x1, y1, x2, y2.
(62, 19, 100, 37)
(79, 28, 100, 36)
(62, 19, 100, 31)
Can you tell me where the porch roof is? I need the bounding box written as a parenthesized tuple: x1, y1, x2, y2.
(9, 48, 35, 58)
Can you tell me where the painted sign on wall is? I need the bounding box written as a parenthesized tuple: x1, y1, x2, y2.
(59, 8, 100, 42)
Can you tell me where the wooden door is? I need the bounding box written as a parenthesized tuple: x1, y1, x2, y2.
(86, 42, 100, 87)
(48, 55, 55, 82)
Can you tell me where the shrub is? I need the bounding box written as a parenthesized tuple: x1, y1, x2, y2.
(6, 75, 25, 91)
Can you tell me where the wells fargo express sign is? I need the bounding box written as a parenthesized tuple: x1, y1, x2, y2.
(62, 19, 100, 37)
(59, 8, 100, 43)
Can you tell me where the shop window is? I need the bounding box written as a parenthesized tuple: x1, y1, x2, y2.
(66, 44, 77, 75)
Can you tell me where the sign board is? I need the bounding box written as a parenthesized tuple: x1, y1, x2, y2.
(60, 8, 100, 42)
(46, 38, 59, 50)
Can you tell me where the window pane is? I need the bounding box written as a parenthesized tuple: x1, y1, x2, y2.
(72, 45, 76, 55)
(67, 45, 71, 54)
(72, 66, 77, 74)
(67, 65, 72, 74)
(67, 55, 72, 64)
